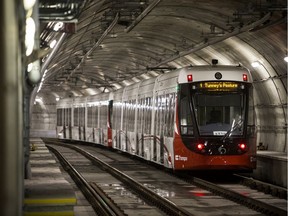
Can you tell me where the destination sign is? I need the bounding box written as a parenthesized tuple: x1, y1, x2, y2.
(197, 82, 240, 91)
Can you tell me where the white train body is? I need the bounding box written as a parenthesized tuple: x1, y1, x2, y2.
(57, 65, 256, 171)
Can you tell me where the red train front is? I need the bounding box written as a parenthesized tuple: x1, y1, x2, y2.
(173, 64, 256, 171)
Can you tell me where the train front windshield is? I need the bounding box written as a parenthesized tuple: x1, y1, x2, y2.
(179, 81, 247, 137)
(193, 93, 244, 136)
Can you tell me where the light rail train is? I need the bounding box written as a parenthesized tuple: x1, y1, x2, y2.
(56, 61, 256, 171)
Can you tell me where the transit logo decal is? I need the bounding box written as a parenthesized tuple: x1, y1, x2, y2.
(175, 155, 188, 161)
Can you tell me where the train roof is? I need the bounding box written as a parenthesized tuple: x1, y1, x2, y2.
(178, 65, 252, 84)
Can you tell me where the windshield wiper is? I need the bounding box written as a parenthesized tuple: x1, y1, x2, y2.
(221, 118, 243, 142)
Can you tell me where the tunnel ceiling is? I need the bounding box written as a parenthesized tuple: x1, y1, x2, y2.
(37, 0, 287, 98)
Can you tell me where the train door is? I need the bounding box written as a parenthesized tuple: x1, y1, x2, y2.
(163, 93, 176, 168)
(111, 101, 121, 149)
(56, 108, 64, 138)
(154, 92, 176, 167)
(136, 98, 144, 157)
(68, 108, 72, 139)
(247, 87, 256, 166)
(121, 101, 128, 151)
(63, 108, 67, 139)
(94, 105, 100, 144)
(143, 97, 152, 160)
(154, 94, 163, 163)
(79, 107, 85, 140)
(73, 107, 80, 140)
(107, 100, 113, 148)
(87, 106, 93, 142)
(99, 102, 108, 145)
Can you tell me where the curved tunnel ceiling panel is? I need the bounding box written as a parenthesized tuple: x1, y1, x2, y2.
(39, 0, 286, 104)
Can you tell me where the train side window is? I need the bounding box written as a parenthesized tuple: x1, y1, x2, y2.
(247, 88, 255, 136)
(112, 101, 120, 130)
(131, 99, 136, 132)
(57, 109, 62, 126)
(99, 104, 106, 128)
(68, 108, 71, 126)
(123, 101, 127, 130)
(180, 96, 194, 135)
(64, 108, 67, 126)
(87, 106, 92, 127)
(163, 93, 175, 137)
(154, 96, 158, 135)
(155, 95, 162, 136)
(92, 106, 97, 128)
(127, 101, 131, 131)
(74, 107, 79, 126)
(168, 93, 176, 137)
(144, 97, 152, 134)
(158, 95, 162, 136)
(163, 94, 168, 136)
(137, 98, 144, 133)
(125, 99, 135, 132)
(79, 107, 85, 127)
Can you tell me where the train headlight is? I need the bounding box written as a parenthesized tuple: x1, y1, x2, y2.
(238, 143, 247, 150)
(197, 143, 205, 150)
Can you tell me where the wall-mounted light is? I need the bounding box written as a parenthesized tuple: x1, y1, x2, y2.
(27, 63, 33, 72)
(53, 22, 64, 31)
(251, 61, 261, 68)
(49, 40, 57, 48)
(23, 0, 36, 10)
(35, 97, 42, 104)
(25, 17, 36, 56)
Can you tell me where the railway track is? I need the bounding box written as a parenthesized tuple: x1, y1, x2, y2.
(47, 144, 126, 216)
(46, 142, 192, 216)
(177, 173, 287, 216)
(43, 138, 287, 216)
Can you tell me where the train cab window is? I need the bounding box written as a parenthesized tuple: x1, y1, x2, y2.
(193, 93, 245, 136)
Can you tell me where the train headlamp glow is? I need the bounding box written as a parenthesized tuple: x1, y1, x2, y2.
(238, 143, 247, 150)
(187, 74, 193, 82)
(197, 143, 205, 150)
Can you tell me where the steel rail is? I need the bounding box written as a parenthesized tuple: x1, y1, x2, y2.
(56, 142, 194, 216)
(234, 173, 287, 200)
(46, 144, 126, 216)
(188, 176, 287, 216)
(44, 138, 287, 216)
